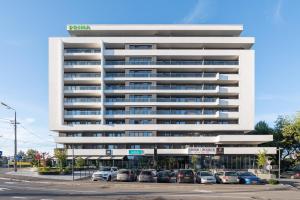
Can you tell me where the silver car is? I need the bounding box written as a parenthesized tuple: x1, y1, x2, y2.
(196, 171, 216, 184)
(138, 170, 155, 182)
(117, 169, 136, 182)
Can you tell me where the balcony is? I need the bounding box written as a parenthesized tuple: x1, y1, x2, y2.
(64, 98, 101, 108)
(64, 61, 102, 72)
(64, 86, 101, 96)
(64, 73, 101, 84)
(64, 110, 101, 120)
(64, 49, 101, 60)
(105, 60, 239, 66)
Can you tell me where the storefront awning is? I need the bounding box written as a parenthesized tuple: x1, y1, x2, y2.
(100, 156, 112, 160)
(88, 156, 100, 160)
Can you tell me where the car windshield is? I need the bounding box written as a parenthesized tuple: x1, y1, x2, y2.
(158, 171, 170, 176)
(141, 171, 152, 176)
(181, 170, 193, 175)
(200, 172, 213, 176)
(119, 170, 129, 174)
(99, 167, 111, 171)
(225, 171, 237, 176)
(239, 172, 255, 176)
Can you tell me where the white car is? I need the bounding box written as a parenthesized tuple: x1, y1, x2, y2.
(92, 166, 118, 181)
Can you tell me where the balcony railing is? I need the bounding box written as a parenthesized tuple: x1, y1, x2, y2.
(64, 86, 101, 90)
(65, 110, 101, 115)
(64, 61, 101, 65)
(64, 48, 101, 53)
(105, 97, 217, 103)
(105, 110, 218, 115)
(64, 73, 101, 78)
(105, 60, 239, 65)
(64, 98, 101, 103)
(105, 85, 217, 90)
(105, 73, 217, 78)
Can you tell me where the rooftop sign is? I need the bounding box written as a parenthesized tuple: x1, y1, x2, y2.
(67, 24, 91, 31)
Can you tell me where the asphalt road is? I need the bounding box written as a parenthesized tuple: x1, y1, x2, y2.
(0, 177, 299, 200)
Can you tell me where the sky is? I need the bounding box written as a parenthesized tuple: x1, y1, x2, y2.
(0, 0, 299, 156)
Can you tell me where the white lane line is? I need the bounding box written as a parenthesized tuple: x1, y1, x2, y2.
(11, 197, 27, 199)
(0, 187, 11, 191)
(40, 199, 54, 200)
(5, 182, 16, 184)
(193, 189, 213, 193)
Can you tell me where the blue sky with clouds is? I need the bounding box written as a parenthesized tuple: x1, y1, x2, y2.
(0, 0, 299, 156)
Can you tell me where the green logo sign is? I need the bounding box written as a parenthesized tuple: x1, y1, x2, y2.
(128, 149, 144, 155)
(67, 24, 91, 31)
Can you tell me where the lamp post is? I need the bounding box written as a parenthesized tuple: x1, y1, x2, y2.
(1, 102, 17, 172)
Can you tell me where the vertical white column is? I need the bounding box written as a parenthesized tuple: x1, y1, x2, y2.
(100, 40, 105, 124)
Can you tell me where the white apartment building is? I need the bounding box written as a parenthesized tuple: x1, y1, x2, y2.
(49, 24, 275, 169)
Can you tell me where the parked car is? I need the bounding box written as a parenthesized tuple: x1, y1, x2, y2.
(138, 170, 155, 182)
(196, 171, 216, 184)
(91, 166, 118, 181)
(237, 171, 262, 184)
(281, 167, 300, 179)
(176, 169, 195, 183)
(157, 170, 172, 183)
(215, 171, 239, 184)
(116, 169, 136, 182)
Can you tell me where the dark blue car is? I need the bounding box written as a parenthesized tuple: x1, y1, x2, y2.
(238, 172, 262, 184)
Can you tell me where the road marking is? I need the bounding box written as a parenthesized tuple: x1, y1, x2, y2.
(5, 182, 16, 184)
(40, 199, 54, 200)
(0, 187, 11, 191)
(11, 197, 27, 199)
(193, 189, 213, 193)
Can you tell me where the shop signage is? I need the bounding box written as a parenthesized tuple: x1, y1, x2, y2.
(188, 147, 217, 155)
(67, 24, 91, 31)
(106, 149, 112, 156)
(216, 147, 224, 155)
(128, 149, 144, 155)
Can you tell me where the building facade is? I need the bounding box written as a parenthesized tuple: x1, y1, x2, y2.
(49, 24, 275, 169)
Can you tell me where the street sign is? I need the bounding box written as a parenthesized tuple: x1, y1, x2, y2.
(16, 155, 22, 161)
(128, 149, 144, 155)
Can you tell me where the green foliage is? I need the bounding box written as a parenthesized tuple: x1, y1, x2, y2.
(191, 155, 198, 170)
(54, 148, 67, 170)
(257, 150, 267, 169)
(268, 179, 279, 185)
(75, 157, 85, 168)
(26, 149, 39, 166)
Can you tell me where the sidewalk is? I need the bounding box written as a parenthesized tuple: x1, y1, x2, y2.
(2, 168, 92, 181)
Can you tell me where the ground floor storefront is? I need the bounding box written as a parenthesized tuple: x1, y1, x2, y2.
(70, 154, 259, 170)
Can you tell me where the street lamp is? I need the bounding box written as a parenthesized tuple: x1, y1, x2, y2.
(1, 102, 17, 172)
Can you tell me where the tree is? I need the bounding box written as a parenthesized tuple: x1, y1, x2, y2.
(26, 149, 39, 166)
(75, 157, 85, 168)
(168, 157, 176, 169)
(54, 148, 67, 170)
(191, 155, 198, 170)
(281, 113, 300, 161)
(255, 121, 273, 135)
(257, 149, 268, 169)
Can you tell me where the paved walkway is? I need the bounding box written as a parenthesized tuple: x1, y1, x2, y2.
(4, 168, 93, 181)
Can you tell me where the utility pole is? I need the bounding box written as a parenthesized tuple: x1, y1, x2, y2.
(278, 147, 282, 181)
(72, 145, 74, 181)
(1, 102, 17, 172)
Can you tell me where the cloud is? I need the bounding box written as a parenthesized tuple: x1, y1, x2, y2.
(255, 112, 294, 126)
(273, 0, 284, 23)
(181, 0, 212, 23)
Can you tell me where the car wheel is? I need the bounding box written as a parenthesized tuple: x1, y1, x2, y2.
(107, 176, 111, 181)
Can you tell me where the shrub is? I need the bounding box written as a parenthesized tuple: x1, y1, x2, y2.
(268, 179, 279, 185)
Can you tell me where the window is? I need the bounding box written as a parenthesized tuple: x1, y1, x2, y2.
(129, 44, 153, 49)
